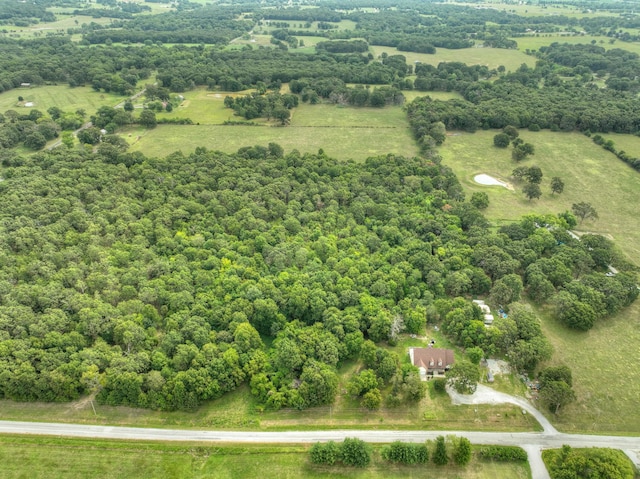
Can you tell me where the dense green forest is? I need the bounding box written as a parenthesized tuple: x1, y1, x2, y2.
(0, 142, 634, 410)
(0, 0, 639, 414)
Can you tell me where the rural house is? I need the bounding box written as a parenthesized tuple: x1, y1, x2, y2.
(409, 347, 455, 380)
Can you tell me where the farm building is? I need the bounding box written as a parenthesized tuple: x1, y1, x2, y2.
(409, 347, 455, 380)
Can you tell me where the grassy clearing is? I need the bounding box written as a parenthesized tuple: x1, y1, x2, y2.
(512, 34, 640, 55)
(126, 123, 417, 161)
(0, 85, 124, 114)
(129, 101, 419, 161)
(4, 15, 113, 39)
(439, 129, 640, 264)
(402, 90, 463, 102)
(0, 436, 531, 479)
(448, 1, 616, 18)
(439, 130, 640, 434)
(369, 46, 535, 72)
(535, 302, 640, 435)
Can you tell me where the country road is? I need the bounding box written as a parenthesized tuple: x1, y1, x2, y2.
(1, 420, 639, 478)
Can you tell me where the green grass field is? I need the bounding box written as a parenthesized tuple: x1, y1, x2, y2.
(512, 34, 640, 55)
(0, 85, 125, 115)
(448, 1, 618, 18)
(439, 130, 640, 263)
(4, 14, 113, 39)
(130, 100, 419, 161)
(402, 91, 463, 102)
(369, 46, 535, 72)
(0, 436, 531, 479)
(439, 129, 640, 434)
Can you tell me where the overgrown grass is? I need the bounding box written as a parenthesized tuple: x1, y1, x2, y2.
(0, 85, 124, 115)
(0, 435, 531, 479)
(369, 46, 535, 72)
(439, 129, 640, 434)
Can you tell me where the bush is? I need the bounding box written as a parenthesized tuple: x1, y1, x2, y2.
(478, 446, 528, 462)
(381, 441, 429, 465)
(453, 437, 472, 465)
(340, 438, 371, 468)
(309, 441, 340, 465)
(433, 435, 449, 465)
(433, 378, 447, 393)
(493, 132, 511, 148)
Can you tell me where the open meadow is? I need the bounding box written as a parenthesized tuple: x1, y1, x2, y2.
(130, 100, 419, 161)
(369, 46, 535, 72)
(0, 436, 531, 479)
(448, 1, 617, 18)
(512, 34, 640, 56)
(439, 129, 640, 434)
(0, 85, 124, 115)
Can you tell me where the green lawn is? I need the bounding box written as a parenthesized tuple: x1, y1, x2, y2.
(369, 46, 535, 72)
(0, 85, 125, 115)
(0, 436, 530, 479)
(130, 101, 419, 161)
(439, 129, 640, 434)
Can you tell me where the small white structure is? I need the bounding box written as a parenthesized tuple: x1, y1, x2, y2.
(24, 102, 34, 107)
(474, 299, 495, 326)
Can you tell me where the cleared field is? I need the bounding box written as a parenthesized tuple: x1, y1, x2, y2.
(158, 87, 263, 125)
(402, 90, 463, 102)
(369, 46, 535, 72)
(0, 85, 124, 114)
(0, 436, 531, 479)
(439, 130, 640, 434)
(448, 1, 618, 17)
(131, 101, 420, 161)
(538, 302, 640, 434)
(4, 15, 113, 39)
(128, 123, 415, 161)
(512, 34, 640, 55)
(439, 130, 640, 264)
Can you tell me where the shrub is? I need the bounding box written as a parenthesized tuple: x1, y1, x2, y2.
(433, 378, 447, 393)
(309, 441, 340, 465)
(381, 441, 429, 464)
(478, 446, 528, 462)
(340, 438, 371, 468)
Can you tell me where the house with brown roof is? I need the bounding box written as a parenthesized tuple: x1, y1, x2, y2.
(409, 347, 455, 381)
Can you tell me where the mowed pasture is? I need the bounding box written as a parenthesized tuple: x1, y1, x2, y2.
(512, 34, 640, 56)
(0, 436, 531, 479)
(4, 14, 113, 39)
(131, 100, 420, 161)
(447, 1, 616, 18)
(369, 46, 535, 72)
(439, 129, 640, 433)
(0, 85, 124, 115)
